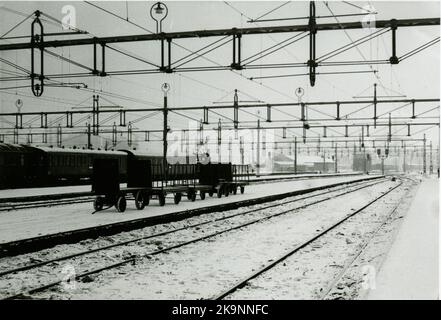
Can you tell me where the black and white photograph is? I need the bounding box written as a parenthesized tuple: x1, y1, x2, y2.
(0, 0, 439, 308)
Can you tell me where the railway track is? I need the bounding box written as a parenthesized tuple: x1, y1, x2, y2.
(318, 176, 418, 300)
(213, 179, 406, 300)
(0, 197, 95, 212)
(1, 177, 389, 299)
(0, 175, 381, 257)
(0, 172, 362, 211)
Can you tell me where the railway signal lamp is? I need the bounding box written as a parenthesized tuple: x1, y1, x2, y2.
(296, 87, 309, 129)
(150, 2, 168, 33)
(154, 2, 165, 14)
(15, 99, 23, 112)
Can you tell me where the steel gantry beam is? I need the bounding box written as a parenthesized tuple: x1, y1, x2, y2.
(0, 98, 438, 135)
(1, 122, 438, 136)
(0, 18, 438, 51)
(0, 98, 438, 117)
(0, 7, 439, 95)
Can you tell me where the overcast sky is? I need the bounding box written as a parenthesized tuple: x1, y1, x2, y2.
(0, 1, 439, 153)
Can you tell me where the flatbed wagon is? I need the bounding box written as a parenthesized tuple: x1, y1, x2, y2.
(91, 159, 250, 213)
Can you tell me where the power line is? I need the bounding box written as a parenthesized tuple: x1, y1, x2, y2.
(251, 1, 292, 22)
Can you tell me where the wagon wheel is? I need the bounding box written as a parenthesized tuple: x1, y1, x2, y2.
(174, 193, 182, 204)
(240, 186, 245, 194)
(158, 194, 166, 206)
(208, 190, 214, 197)
(93, 196, 104, 211)
(224, 186, 229, 197)
(217, 187, 222, 198)
(200, 191, 206, 200)
(115, 195, 127, 213)
(190, 191, 197, 202)
(233, 186, 238, 195)
(135, 191, 146, 210)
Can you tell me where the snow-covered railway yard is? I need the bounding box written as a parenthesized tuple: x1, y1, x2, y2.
(0, 174, 436, 300)
(0, 1, 439, 306)
(0, 175, 376, 244)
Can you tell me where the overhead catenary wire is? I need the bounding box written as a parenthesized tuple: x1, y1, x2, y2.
(316, 27, 391, 63)
(248, 12, 378, 23)
(342, 1, 376, 14)
(248, 1, 292, 22)
(249, 70, 375, 80)
(2, 4, 436, 149)
(322, 1, 386, 87)
(0, 11, 35, 39)
(398, 37, 440, 62)
(242, 32, 309, 66)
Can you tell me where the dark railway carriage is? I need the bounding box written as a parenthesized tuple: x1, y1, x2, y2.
(0, 143, 164, 189)
(0, 143, 46, 188)
(37, 147, 129, 184)
(0, 142, 209, 189)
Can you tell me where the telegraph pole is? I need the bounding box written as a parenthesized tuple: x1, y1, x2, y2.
(403, 141, 406, 173)
(363, 145, 367, 174)
(257, 118, 260, 177)
(436, 143, 440, 178)
(92, 95, 99, 135)
(240, 136, 244, 165)
(334, 142, 338, 173)
(423, 134, 427, 174)
(430, 140, 433, 174)
(87, 123, 91, 149)
(294, 136, 297, 174)
(162, 83, 170, 180)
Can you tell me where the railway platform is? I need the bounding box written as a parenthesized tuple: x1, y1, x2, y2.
(367, 176, 439, 300)
(0, 174, 378, 247)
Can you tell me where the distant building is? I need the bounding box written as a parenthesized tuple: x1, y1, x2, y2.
(272, 153, 334, 173)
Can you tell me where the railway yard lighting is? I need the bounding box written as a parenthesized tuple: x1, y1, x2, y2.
(150, 2, 168, 33)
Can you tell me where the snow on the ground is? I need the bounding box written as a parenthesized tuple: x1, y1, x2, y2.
(0, 185, 94, 199)
(249, 172, 361, 181)
(27, 180, 396, 299)
(0, 181, 375, 298)
(226, 180, 410, 300)
(0, 172, 362, 200)
(323, 182, 417, 300)
(367, 177, 439, 300)
(0, 175, 377, 243)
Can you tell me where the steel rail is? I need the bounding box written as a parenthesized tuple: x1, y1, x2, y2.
(0, 197, 94, 212)
(318, 180, 414, 300)
(0, 178, 382, 279)
(3, 177, 388, 299)
(214, 180, 404, 300)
